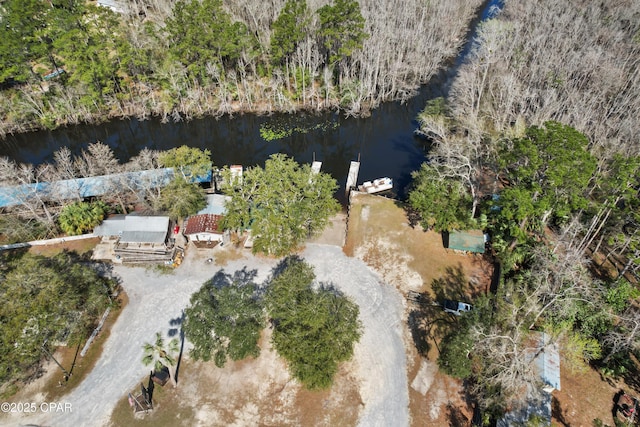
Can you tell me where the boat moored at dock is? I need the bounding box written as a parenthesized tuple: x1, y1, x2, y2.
(358, 177, 393, 194)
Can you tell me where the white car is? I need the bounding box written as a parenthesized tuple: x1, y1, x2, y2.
(443, 300, 472, 316)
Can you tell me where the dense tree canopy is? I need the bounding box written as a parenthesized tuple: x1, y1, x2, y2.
(0, 0, 481, 134)
(407, 163, 473, 232)
(318, 0, 368, 67)
(158, 146, 212, 181)
(499, 121, 596, 220)
(222, 154, 340, 256)
(183, 270, 264, 367)
(491, 121, 597, 247)
(270, 0, 309, 66)
(57, 201, 109, 235)
(156, 177, 206, 220)
(0, 252, 114, 384)
(165, 0, 255, 83)
(265, 257, 361, 389)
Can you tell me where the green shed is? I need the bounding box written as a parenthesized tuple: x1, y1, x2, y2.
(448, 230, 486, 253)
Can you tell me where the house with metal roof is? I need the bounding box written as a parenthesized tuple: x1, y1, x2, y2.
(497, 332, 561, 426)
(94, 215, 170, 244)
(184, 214, 225, 244)
(181, 194, 232, 246)
(93, 215, 175, 263)
(447, 230, 486, 254)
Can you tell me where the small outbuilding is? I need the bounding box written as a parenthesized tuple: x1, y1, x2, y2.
(447, 230, 486, 254)
(184, 214, 225, 244)
(183, 194, 232, 246)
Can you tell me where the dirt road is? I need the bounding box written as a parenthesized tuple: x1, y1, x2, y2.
(15, 243, 408, 427)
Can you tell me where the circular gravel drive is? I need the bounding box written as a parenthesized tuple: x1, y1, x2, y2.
(21, 244, 408, 427)
(305, 245, 408, 427)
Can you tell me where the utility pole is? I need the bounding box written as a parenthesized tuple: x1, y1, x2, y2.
(42, 339, 71, 381)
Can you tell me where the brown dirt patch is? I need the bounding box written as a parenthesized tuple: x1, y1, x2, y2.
(28, 237, 101, 256)
(213, 247, 245, 266)
(345, 193, 492, 296)
(109, 329, 361, 426)
(345, 193, 491, 426)
(552, 363, 623, 427)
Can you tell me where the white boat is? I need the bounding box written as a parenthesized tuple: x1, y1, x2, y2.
(358, 177, 393, 194)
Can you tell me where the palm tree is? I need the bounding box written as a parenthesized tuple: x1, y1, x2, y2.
(142, 332, 180, 387)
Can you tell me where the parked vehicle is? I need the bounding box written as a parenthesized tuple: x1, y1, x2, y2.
(443, 299, 472, 316)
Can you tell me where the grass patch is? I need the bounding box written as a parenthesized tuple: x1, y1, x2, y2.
(150, 264, 176, 275)
(214, 247, 245, 266)
(0, 383, 18, 400)
(28, 237, 101, 256)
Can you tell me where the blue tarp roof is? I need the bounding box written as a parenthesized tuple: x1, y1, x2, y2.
(0, 167, 211, 208)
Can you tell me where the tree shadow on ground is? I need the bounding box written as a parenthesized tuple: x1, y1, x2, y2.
(446, 402, 470, 427)
(270, 255, 304, 279)
(0, 246, 29, 266)
(397, 201, 422, 229)
(552, 395, 570, 427)
(408, 309, 432, 355)
(170, 310, 186, 385)
(317, 281, 345, 297)
(431, 264, 471, 303)
(204, 266, 259, 290)
(67, 340, 82, 379)
(407, 291, 457, 358)
(612, 389, 625, 420)
(620, 354, 640, 392)
(594, 353, 640, 392)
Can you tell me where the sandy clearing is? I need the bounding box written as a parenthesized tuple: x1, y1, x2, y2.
(305, 244, 408, 427)
(14, 243, 409, 427)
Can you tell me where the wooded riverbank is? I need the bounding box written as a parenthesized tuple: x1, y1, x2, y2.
(0, 0, 483, 138)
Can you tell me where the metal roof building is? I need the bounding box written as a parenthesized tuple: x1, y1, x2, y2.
(93, 215, 170, 244)
(0, 167, 211, 208)
(196, 194, 231, 216)
(497, 332, 560, 427)
(448, 230, 486, 253)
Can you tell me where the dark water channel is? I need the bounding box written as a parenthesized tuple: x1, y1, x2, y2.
(0, 0, 502, 204)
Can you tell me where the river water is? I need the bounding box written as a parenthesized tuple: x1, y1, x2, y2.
(0, 0, 502, 204)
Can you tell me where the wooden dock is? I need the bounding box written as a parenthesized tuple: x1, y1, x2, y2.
(346, 161, 360, 195)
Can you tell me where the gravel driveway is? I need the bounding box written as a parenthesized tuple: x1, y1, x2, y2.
(17, 244, 408, 427)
